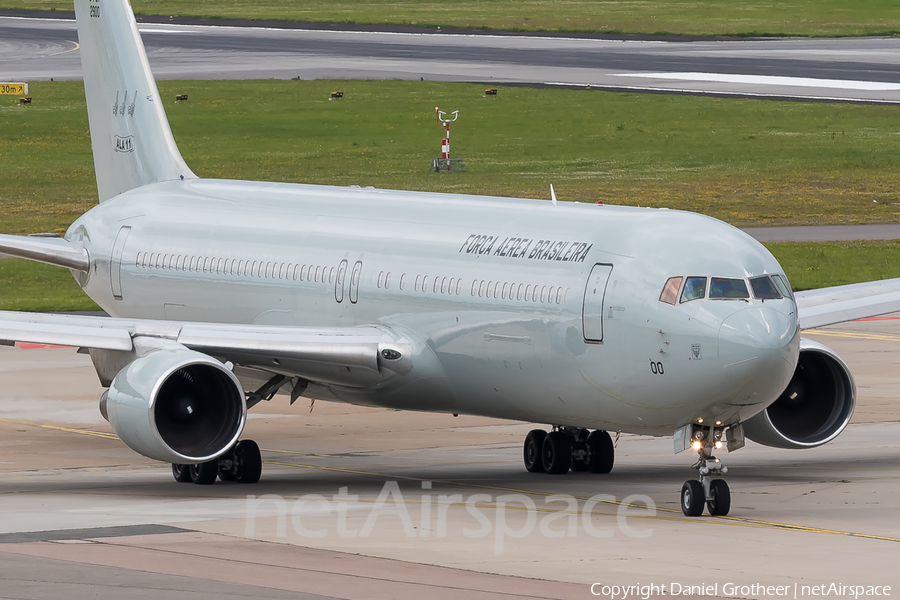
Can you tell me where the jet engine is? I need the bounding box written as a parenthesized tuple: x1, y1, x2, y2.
(102, 345, 246, 463)
(742, 338, 855, 449)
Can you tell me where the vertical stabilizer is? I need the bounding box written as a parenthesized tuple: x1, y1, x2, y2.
(75, 0, 196, 202)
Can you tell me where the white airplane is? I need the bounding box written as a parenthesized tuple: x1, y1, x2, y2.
(2, 0, 900, 517)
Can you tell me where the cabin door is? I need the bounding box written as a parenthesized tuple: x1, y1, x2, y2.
(110, 226, 131, 301)
(582, 263, 613, 342)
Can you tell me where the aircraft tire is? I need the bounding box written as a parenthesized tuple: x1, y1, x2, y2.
(171, 463, 192, 483)
(234, 440, 263, 484)
(586, 430, 614, 474)
(523, 429, 547, 473)
(541, 431, 572, 474)
(189, 460, 218, 485)
(681, 480, 705, 516)
(706, 479, 731, 516)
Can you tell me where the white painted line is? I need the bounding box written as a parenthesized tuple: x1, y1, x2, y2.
(543, 81, 900, 104)
(614, 72, 900, 91)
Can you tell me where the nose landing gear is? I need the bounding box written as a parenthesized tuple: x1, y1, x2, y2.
(681, 426, 731, 516)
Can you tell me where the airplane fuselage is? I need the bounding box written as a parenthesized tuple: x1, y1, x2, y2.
(67, 178, 800, 436)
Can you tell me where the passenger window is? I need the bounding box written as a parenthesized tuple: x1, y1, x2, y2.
(329, 267, 335, 284)
(471, 280, 477, 296)
(517, 284, 524, 301)
(525, 284, 532, 300)
(709, 277, 750, 299)
(400, 273, 406, 290)
(773, 274, 793, 299)
(293, 264, 300, 280)
(385, 272, 391, 289)
(750, 275, 782, 300)
(479, 280, 486, 297)
(532, 286, 539, 302)
(377, 271, 384, 288)
(423, 275, 429, 291)
(541, 286, 547, 302)
(659, 276, 683, 305)
(135, 253, 142, 267)
(456, 279, 461, 295)
(415, 275, 421, 291)
(501, 282, 508, 299)
(433, 277, 439, 293)
(556, 287, 563, 304)
(219, 258, 225, 274)
(441, 277, 448, 294)
(680, 277, 707, 303)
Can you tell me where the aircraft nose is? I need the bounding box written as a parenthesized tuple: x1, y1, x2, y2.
(718, 306, 799, 404)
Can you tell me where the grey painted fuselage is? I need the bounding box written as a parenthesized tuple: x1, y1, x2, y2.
(68, 178, 800, 436)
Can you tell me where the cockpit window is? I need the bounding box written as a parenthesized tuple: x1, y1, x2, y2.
(709, 277, 750, 299)
(750, 275, 782, 300)
(773, 274, 793, 299)
(659, 276, 683, 305)
(680, 277, 707, 303)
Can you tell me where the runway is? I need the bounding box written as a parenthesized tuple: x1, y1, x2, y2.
(1, 315, 899, 597)
(4, 14, 900, 102)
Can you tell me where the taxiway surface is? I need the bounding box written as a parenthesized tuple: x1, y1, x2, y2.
(3, 15, 900, 102)
(0, 315, 898, 598)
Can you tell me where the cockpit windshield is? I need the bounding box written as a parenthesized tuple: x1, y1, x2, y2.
(660, 274, 793, 305)
(749, 275, 782, 300)
(709, 277, 750, 299)
(680, 277, 707, 303)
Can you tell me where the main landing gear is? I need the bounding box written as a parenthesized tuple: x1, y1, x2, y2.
(171, 439, 263, 485)
(523, 427, 615, 475)
(681, 426, 731, 517)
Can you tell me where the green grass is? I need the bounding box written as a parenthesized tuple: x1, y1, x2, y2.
(0, 259, 99, 311)
(765, 240, 900, 291)
(3, 79, 900, 235)
(3, 240, 899, 312)
(7, 0, 900, 37)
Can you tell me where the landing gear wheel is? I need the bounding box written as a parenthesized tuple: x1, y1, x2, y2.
(681, 480, 705, 516)
(542, 431, 573, 474)
(523, 429, 547, 473)
(586, 430, 614, 474)
(217, 462, 237, 482)
(571, 429, 590, 472)
(233, 440, 263, 484)
(189, 460, 218, 485)
(171, 463, 191, 483)
(707, 478, 731, 516)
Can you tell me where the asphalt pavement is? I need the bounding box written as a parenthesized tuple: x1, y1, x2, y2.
(3, 14, 900, 102)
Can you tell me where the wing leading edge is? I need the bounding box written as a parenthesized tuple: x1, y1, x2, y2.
(0, 311, 413, 389)
(795, 277, 900, 329)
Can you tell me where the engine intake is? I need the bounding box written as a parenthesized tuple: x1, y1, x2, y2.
(105, 344, 246, 463)
(743, 338, 855, 449)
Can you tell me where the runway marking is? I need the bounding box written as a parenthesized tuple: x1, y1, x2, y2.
(0, 418, 118, 440)
(615, 72, 900, 92)
(49, 40, 79, 56)
(263, 455, 900, 543)
(804, 329, 900, 342)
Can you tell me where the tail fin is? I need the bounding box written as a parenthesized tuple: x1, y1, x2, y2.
(74, 0, 195, 202)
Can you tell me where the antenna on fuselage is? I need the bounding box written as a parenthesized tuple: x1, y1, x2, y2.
(550, 184, 558, 206)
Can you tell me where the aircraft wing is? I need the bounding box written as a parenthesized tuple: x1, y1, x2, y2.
(0, 311, 413, 388)
(795, 277, 900, 329)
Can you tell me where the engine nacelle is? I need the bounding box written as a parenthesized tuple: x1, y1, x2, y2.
(104, 345, 247, 463)
(743, 338, 855, 449)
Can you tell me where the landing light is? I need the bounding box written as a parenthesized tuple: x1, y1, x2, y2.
(697, 418, 704, 423)
(715, 441, 723, 449)
(691, 441, 702, 451)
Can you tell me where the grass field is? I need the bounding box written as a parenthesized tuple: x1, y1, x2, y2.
(3, 79, 900, 236)
(3, 240, 900, 312)
(5, 1, 900, 37)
